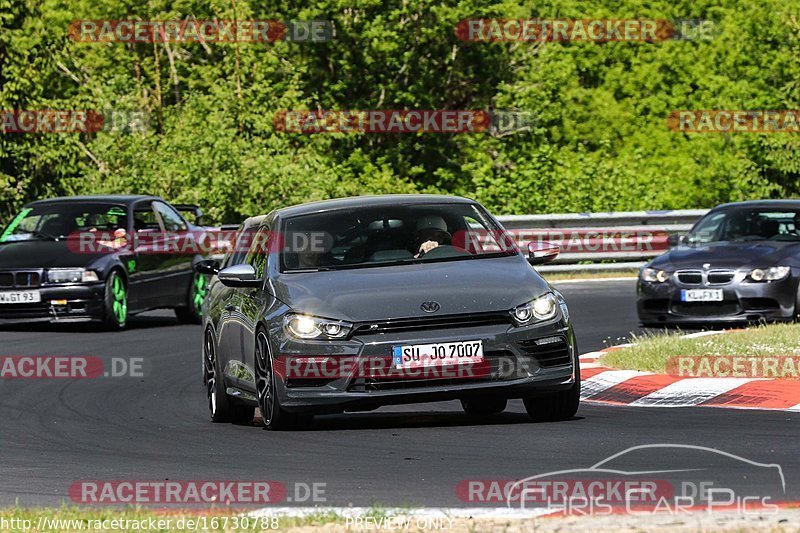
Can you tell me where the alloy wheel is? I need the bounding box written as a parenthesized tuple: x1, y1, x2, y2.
(204, 329, 218, 417)
(111, 274, 127, 325)
(192, 273, 208, 316)
(255, 331, 274, 426)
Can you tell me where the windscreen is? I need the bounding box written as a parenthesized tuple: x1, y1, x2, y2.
(280, 203, 518, 272)
(689, 207, 800, 244)
(0, 203, 128, 242)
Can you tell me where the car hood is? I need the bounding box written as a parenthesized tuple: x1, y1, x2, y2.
(270, 255, 549, 322)
(652, 241, 800, 270)
(0, 240, 107, 269)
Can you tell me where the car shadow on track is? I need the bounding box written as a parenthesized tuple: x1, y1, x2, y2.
(251, 412, 584, 432)
(0, 313, 188, 334)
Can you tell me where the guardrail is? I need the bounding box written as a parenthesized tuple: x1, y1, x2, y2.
(497, 209, 709, 272)
(202, 208, 710, 273)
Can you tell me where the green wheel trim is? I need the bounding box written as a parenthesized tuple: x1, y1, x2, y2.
(112, 275, 127, 323)
(193, 273, 208, 314)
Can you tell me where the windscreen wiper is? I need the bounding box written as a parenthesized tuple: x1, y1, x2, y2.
(31, 230, 60, 241)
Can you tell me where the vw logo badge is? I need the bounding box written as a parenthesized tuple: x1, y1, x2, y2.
(420, 301, 440, 313)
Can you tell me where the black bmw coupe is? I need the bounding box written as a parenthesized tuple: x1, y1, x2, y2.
(0, 195, 208, 329)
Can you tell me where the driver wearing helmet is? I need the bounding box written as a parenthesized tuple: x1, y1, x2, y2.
(412, 215, 451, 258)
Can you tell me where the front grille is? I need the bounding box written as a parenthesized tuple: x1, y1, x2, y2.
(740, 297, 780, 311)
(361, 376, 490, 392)
(286, 378, 335, 388)
(0, 304, 50, 319)
(15, 271, 41, 287)
(518, 336, 571, 367)
(707, 270, 735, 285)
(671, 302, 739, 317)
(352, 312, 511, 336)
(676, 271, 702, 285)
(643, 299, 670, 313)
(0, 270, 42, 288)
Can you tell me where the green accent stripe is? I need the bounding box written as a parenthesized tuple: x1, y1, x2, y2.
(1, 208, 32, 242)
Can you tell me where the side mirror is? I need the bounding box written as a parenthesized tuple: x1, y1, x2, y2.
(667, 234, 687, 247)
(193, 258, 220, 276)
(527, 241, 560, 265)
(217, 264, 261, 288)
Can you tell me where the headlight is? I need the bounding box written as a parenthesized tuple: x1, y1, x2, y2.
(511, 293, 559, 325)
(46, 268, 98, 283)
(748, 266, 790, 282)
(284, 313, 352, 340)
(642, 268, 670, 283)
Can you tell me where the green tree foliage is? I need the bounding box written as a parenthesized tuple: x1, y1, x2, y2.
(1, 0, 798, 223)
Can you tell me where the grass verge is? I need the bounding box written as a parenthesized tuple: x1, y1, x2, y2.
(4, 506, 800, 532)
(542, 269, 638, 282)
(602, 323, 800, 373)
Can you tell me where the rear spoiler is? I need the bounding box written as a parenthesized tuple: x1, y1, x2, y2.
(173, 204, 205, 225)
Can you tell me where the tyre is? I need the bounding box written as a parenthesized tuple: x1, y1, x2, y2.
(102, 269, 127, 330)
(794, 280, 800, 320)
(523, 359, 581, 422)
(255, 329, 299, 431)
(175, 272, 207, 324)
(461, 397, 507, 416)
(204, 329, 254, 424)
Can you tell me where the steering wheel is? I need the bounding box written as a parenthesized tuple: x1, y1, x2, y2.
(417, 244, 471, 259)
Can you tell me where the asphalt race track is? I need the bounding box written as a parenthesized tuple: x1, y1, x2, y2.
(0, 279, 798, 508)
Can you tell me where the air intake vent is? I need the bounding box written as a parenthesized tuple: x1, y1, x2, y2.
(518, 336, 571, 367)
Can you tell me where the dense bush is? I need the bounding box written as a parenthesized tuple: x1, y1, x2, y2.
(1, 0, 798, 224)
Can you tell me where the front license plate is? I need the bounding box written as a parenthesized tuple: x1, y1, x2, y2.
(681, 289, 724, 302)
(393, 340, 484, 369)
(0, 290, 41, 304)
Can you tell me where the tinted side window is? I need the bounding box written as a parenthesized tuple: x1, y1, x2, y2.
(227, 225, 260, 267)
(133, 204, 162, 232)
(245, 226, 271, 278)
(154, 202, 187, 232)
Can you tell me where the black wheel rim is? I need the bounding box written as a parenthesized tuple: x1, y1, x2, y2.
(255, 331, 274, 426)
(204, 330, 218, 417)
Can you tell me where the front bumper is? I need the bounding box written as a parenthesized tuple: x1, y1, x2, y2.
(267, 315, 577, 414)
(637, 273, 798, 325)
(0, 283, 105, 324)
